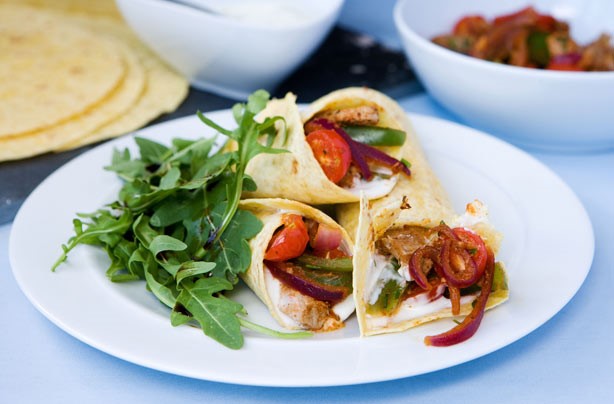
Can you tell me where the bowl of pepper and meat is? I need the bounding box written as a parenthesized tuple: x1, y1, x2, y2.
(394, 0, 614, 151)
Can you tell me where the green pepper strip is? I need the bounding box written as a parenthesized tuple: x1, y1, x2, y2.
(342, 125, 407, 146)
(368, 279, 407, 316)
(293, 255, 353, 272)
(527, 32, 550, 67)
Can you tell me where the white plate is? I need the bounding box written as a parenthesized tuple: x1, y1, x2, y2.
(10, 112, 594, 387)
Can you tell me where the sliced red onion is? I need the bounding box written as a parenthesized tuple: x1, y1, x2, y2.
(310, 223, 343, 252)
(448, 285, 461, 315)
(424, 250, 495, 347)
(265, 260, 345, 302)
(352, 140, 411, 177)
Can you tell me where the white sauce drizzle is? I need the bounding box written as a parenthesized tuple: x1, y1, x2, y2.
(452, 200, 489, 228)
(347, 174, 399, 199)
(399, 263, 413, 282)
(365, 254, 406, 305)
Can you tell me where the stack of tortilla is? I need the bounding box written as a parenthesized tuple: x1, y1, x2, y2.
(0, 0, 188, 161)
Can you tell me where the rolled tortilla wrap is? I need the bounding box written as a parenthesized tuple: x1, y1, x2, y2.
(241, 88, 411, 204)
(351, 195, 509, 336)
(335, 96, 455, 241)
(336, 106, 508, 337)
(239, 198, 355, 332)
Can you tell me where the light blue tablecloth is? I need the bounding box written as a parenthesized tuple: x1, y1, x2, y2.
(1, 1, 612, 402)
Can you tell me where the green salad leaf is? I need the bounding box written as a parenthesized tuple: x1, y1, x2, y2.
(52, 90, 312, 349)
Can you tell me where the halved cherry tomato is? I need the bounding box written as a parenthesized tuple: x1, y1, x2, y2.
(304, 119, 326, 135)
(264, 215, 309, 262)
(452, 227, 488, 278)
(306, 129, 351, 184)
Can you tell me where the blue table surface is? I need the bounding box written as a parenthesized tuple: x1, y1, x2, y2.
(2, 1, 613, 402)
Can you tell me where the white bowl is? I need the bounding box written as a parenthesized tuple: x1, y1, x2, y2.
(394, 0, 614, 151)
(117, 0, 344, 99)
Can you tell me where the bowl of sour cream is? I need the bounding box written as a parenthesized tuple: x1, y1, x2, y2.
(117, 0, 344, 99)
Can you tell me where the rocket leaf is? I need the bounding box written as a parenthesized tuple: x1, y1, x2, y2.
(53, 90, 310, 349)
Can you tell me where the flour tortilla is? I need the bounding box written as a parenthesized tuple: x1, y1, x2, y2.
(56, 13, 188, 149)
(0, 34, 144, 161)
(0, 5, 125, 137)
(0, 0, 122, 19)
(0, 2, 187, 160)
(241, 88, 410, 204)
(239, 199, 355, 331)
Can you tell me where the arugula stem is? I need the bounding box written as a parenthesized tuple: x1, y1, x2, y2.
(51, 218, 130, 271)
(204, 122, 255, 248)
(206, 163, 245, 247)
(238, 318, 313, 340)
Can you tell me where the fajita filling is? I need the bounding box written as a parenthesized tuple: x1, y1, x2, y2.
(303, 104, 411, 198)
(262, 214, 354, 332)
(364, 221, 507, 346)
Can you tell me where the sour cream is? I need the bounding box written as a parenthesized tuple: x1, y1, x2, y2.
(452, 200, 489, 228)
(365, 254, 406, 305)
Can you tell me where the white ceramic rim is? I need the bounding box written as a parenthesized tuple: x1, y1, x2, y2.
(129, 0, 345, 32)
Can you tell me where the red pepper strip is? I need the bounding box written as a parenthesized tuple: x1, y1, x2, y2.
(424, 250, 495, 347)
(493, 6, 538, 26)
(311, 118, 372, 180)
(535, 14, 556, 32)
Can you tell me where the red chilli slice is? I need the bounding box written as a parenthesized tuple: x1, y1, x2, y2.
(408, 246, 438, 290)
(424, 250, 495, 347)
(439, 239, 481, 288)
